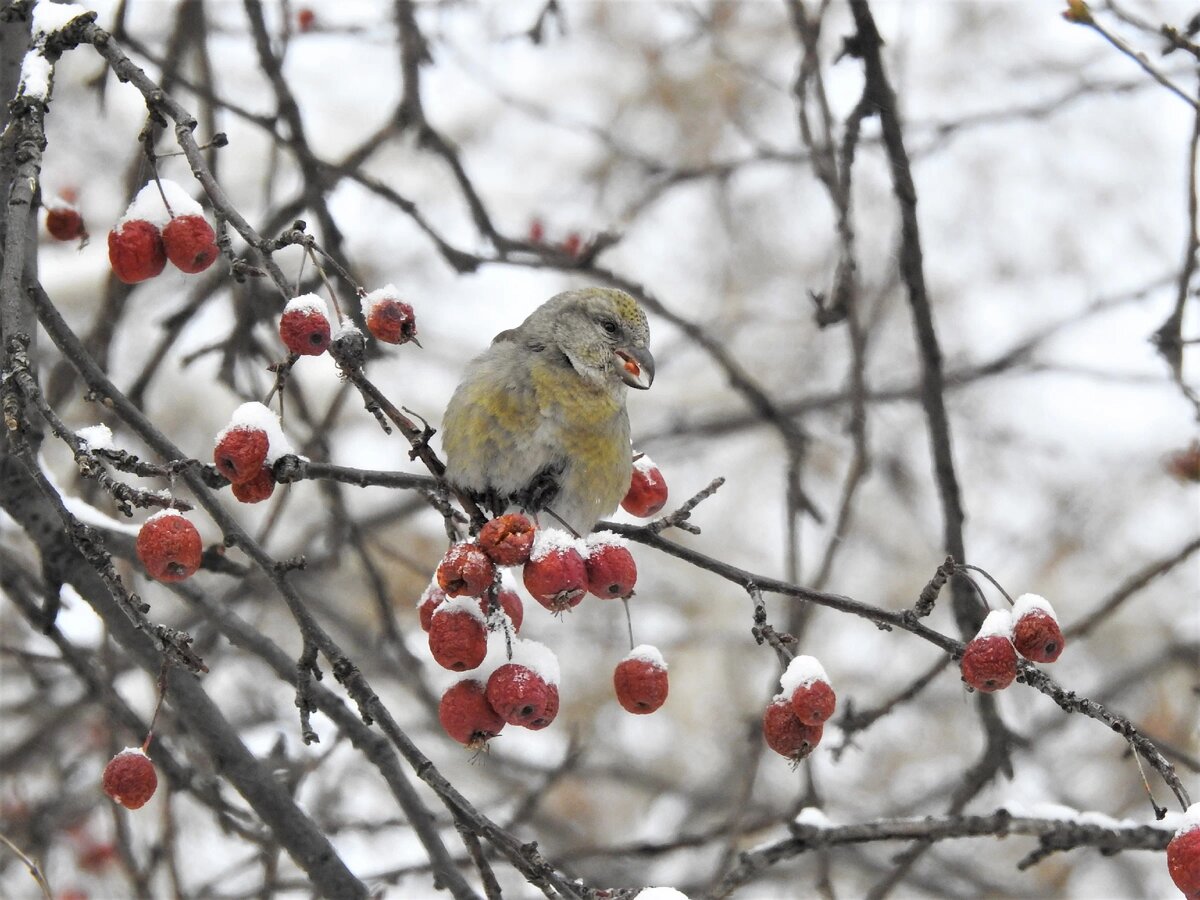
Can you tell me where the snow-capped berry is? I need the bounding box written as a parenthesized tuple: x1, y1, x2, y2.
(278, 294, 332, 356)
(479, 588, 524, 633)
(613, 646, 668, 714)
(108, 220, 166, 284)
(1010, 594, 1065, 663)
(622, 456, 668, 518)
(46, 205, 86, 241)
(438, 679, 504, 748)
(960, 610, 1018, 693)
(362, 285, 418, 346)
(428, 598, 488, 671)
(1168, 804, 1200, 898)
(780, 656, 836, 726)
(213, 426, 269, 485)
(477, 513, 536, 567)
(523, 530, 587, 612)
(162, 214, 218, 274)
(487, 663, 556, 727)
(136, 511, 202, 582)
(763, 697, 824, 762)
(102, 748, 157, 810)
(436, 543, 496, 598)
(230, 467, 275, 504)
(584, 533, 637, 599)
(418, 583, 447, 632)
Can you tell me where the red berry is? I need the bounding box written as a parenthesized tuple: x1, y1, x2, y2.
(46, 206, 86, 241)
(428, 601, 488, 671)
(278, 296, 332, 356)
(477, 513, 536, 567)
(230, 467, 275, 504)
(763, 697, 824, 762)
(960, 634, 1018, 692)
(789, 679, 836, 726)
(363, 287, 418, 346)
(523, 534, 587, 612)
(297, 7, 315, 31)
(436, 543, 496, 597)
(584, 536, 637, 599)
(486, 663, 557, 728)
(213, 426, 269, 485)
(136, 511, 202, 582)
(108, 220, 166, 284)
(524, 684, 560, 731)
(528, 218, 545, 243)
(438, 679, 504, 748)
(1168, 817, 1200, 898)
(613, 647, 668, 714)
(418, 583, 447, 632)
(162, 214, 218, 274)
(478, 588, 524, 632)
(560, 232, 583, 257)
(1010, 594, 1065, 663)
(101, 748, 157, 810)
(621, 457, 668, 518)
(77, 841, 118, 872)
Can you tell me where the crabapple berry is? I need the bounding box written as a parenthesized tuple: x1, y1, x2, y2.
(230, 467, 275, 504)
(213, 426, 269, 485)
(278, 294, 332, 356)
(102, 748, 157, 810)
(1168, 804, 1200, 898)
(417, 583, 447, 632)
(780, 655, 836, 726)
(362, 286, 418, 345)
(960, 610, 1018, 693)
(523, 530, 587, 612)
(46, 205, 86, 241)
(584, 533, 637, 599)
(436, 542, 496, 598)
(479, 588, 524, 633)
(622, 456, 668, 518)
(477, 513, 536, 567)
(486, 663, 557, 728)
(108, 220, 166, 284)
(162, 215, 218, 274)
(763, 697, 824, 762)
(1010, 594, 1065, 663)
(613, 646, 668, 714)
(428, 599, 488, 671)
(136, 511, 202, 582)
(438, 679, 504, 748)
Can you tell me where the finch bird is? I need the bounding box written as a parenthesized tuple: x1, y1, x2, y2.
(441, 287, 654, 536)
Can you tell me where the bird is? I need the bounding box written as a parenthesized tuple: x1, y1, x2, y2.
(440, 286, 654, 536)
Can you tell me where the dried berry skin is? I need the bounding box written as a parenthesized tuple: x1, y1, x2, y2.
(418, 585, 447, 632)
(523, 683, 559, 730)
(486, 663, 556, 727)
(1168, 826, 1200, 898)
(1012, 610, 1065, 663)
(366, 298, 418, 345)
(108, 220, 166, 284)
(477, 514, 536, 567)
(523, 548, 587, 612)
(789, 679, 837, 726)
(763, 698, 824, 761)
(102, 749, 157, 810)
(279, 308, 332, 356)
(46, 207, 86, 241)
(960, 634, 1018, 692)
(162, 214, 219, 274)
(614, 657, 668, 714)
(213, 427, 269, 485)
(231, 467, 275, 503)
(436, 543, 496, 597)
(478, 588, 524, 633)
(585, 543, 637, 599)
(136, 513, 203, 582)
(438, 680, 504, 747)
(621, 463, 668, 518)
(428, 608, 487, 671)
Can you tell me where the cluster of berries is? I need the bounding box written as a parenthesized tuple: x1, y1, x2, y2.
(527, 218, 589, 258)
(959, 594, 1066, 693)
(107, 180, 219, 283)
(763, 655, 836, 763)
(277, 283, 417, 358)
(212, 401, 293, 504)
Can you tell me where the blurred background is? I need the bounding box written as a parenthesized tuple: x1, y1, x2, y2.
(2, 1, 1197, 897)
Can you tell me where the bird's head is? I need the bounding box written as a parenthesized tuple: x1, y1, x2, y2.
(522, 287, 654, 389)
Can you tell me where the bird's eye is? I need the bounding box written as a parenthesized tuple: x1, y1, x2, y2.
(601, 319, 618, 334)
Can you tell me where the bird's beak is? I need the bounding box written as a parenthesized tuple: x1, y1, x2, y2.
(615, 346, 654, 389)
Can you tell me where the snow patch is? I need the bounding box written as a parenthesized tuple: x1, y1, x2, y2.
(120, 179, 204, 228)
(32, 1, 90, 35)
(1175, 802, 1200, 836)
(361, 284, 403, 318)
(434, 594, 487, 623)
(780, 654, 830, 694)
(19, 52, 52, 100)
(794, 806, 832, 828)
(585, 530, 628, 553)
(284, 293, 331, 322)
(974, 608, 1014, 639)
(217, 402, 293, 464)
(507, 638, 561, 685)
(77, 424, 114, 451)
(625, 644, 666, 671)
(530, 528, 584, 562)
(1012, 592, 1058, 623)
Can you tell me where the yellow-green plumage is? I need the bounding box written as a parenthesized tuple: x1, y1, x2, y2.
(441, 287, 653, 535)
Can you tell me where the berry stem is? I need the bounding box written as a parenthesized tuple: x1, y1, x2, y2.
(955, 563, 1014, 605)
(141, 661, 171, 753)
(307, 247, 345, 322)
(621, 597, 635, 651)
